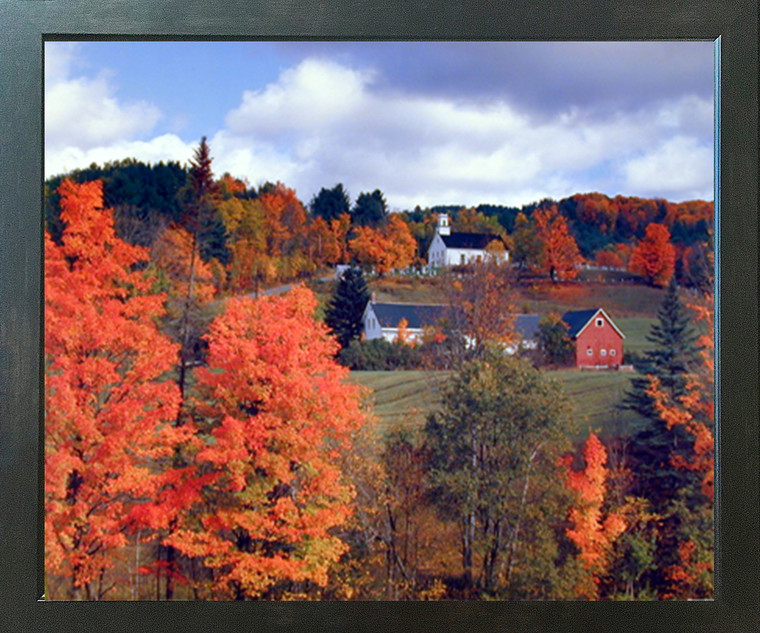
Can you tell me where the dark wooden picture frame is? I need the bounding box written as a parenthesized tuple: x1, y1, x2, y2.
(1, 0, 757, 631)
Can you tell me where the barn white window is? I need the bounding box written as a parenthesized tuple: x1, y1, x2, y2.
(586, 348, 593, 356)
(610, 349, 617, 356)
(601, 349, 607, 356)
(596, 318, 604, 327)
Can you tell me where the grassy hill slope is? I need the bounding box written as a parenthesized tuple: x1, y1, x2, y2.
(349, 367, 642, 442)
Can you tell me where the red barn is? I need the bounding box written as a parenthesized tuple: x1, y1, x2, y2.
(562, 308, 625, 368)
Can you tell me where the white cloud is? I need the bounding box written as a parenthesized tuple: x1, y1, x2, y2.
(225, 58, 371, 136)
(45, 135, 195, 180)
(215, 58, 714, 207)
(44, 51, 714, 206)
(45, 42, 163, 176)
(622, 136, 714, 201)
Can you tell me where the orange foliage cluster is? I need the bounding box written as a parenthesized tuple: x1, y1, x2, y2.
(594, 250, 624, 269)
(151, 224, 217, 303)
(628, 223, 676, 287)
(348, 215, 417, 275)
(560, 433, 626, 599)
(662, 539, 713, 600)
(258, 183, 308, 258)
(45, 180, 193, 598)
(46, 180, 367, 600)
(533, 206, 584, 281)
(167, 287, 366, 598)
(572, 193, 713, 236)
(306, 213, 351, 268)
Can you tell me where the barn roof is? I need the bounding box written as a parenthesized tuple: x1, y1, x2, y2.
(514, 315, 541, 341)
(440, 232, 502, 250)
(561, 308, 625, 339)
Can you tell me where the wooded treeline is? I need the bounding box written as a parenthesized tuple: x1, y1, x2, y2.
(45, 149, 713, 291)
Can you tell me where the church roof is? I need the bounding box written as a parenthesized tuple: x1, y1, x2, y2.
(440, 232, 502, 250)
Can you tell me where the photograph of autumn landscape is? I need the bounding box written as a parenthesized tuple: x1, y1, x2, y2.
(44, 41, 715, 601)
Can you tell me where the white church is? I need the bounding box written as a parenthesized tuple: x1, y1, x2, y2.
(427, 213, 509, 268)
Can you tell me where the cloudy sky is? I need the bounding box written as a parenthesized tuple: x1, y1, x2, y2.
(45, 41, 715, 210)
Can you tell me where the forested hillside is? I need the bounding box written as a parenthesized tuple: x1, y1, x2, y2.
(45, 155, 713, 291)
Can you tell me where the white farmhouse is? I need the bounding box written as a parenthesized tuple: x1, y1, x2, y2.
(362, 298, 541, 352)
(427, 213, 509, 268)
(362, 301, 448, 344)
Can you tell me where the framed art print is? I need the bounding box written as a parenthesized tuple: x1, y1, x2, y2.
(0, 0, 757, 631)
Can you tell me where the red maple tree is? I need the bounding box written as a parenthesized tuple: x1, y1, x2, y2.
(560, 433, 626, 599)
(533, 206, 584, 282)
(45, 180, 190, 599)
(166, 286, 366, 599)
(628, 223, 676, 287)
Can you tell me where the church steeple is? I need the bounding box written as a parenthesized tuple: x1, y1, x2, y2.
(436, 212, 451, 236)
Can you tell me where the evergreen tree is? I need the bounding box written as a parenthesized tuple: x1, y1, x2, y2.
(621, 278, 702, 508)
(310, 183, 350, 222)
(181, 136, 228, 264)
(352, 190, 388, 227)
(623, 278, 701, 418)
(325, 267, 370, 350)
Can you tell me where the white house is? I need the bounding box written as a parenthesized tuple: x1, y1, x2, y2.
(362, 301, 448, 343)
(427, 213, 509, 268)
(362, 299, 540, 351)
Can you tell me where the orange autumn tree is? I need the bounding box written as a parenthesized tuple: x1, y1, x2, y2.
(152, 224, 217, 304)
(533, 206, 583, 282)
(628, 223, 676, 287)
(348, 215, 417, 275)
(560, 433, 626, 599)
(259, 182, 309, 258)
(306, 215, 349, 268)
(595, 249, 624, 270)
(167, 286, 366, 599)
(45, 180, 189, 599)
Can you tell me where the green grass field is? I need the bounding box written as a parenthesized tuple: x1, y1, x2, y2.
(615, 317, 657, 355)
(349, 367, 642, 443)
(349, 370, 450, 433)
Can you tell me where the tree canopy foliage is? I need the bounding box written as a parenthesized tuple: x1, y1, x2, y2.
(425, 350, 575, 597)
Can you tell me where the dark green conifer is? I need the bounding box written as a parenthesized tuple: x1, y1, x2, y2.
(623, 278, 701, 418)
(325, 267, 371, 350)
(622, 278, 702, 509)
